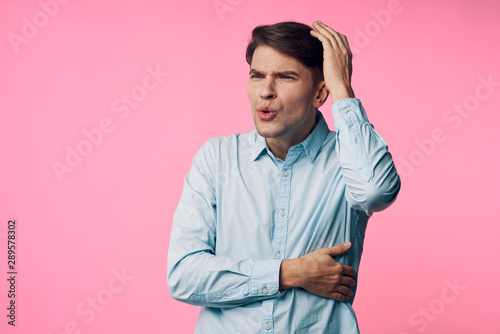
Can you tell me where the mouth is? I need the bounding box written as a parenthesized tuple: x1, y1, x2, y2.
(257, 106, 278, 121)
(257, 106, 276, 112)
(257, 106, 278, 113)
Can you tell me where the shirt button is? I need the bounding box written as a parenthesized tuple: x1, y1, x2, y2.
(280, 210, 286, 217)
(283, 170, 289, 176)
(262, 288, 269, 294)
(342, 108, 348, 114)
(276, 253, 282, 259)
(264, 324, 271, 330)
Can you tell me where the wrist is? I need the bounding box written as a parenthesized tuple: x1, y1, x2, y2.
(279, 258, 303, 291)
(329, 84, 355, 104)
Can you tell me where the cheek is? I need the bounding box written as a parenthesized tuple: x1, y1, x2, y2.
(247, 82, 256, 97)
(248, 88, 261, 105)
(292, 90, 315, 108)
(284, 92, 308, 111)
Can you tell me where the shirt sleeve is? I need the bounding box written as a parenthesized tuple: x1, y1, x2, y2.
(332, 98, 401, 216)
(167, 138, 283, 308)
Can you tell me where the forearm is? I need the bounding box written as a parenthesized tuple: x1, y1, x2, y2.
(168, 247, 283, 308)
(332, 98, 401, 216)
(168, 197, 284, 308)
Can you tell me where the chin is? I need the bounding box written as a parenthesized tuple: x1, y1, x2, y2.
(254, 125, 271, 137)
(255, 126, 284, 139)
(253, 116, 285, 138)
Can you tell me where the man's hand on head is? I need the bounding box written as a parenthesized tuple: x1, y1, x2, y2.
(279, 242, 357, 302)
(310, 21, 355, 104)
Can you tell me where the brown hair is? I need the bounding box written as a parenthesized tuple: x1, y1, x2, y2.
(245, 21, 324, 86)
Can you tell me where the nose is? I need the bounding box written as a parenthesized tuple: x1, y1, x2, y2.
(260, 77, 277, 99)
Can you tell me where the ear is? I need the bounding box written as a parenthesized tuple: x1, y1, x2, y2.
(312, 81, 329, 108)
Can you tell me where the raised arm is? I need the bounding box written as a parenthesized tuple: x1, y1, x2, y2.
(311, 21, 401, 216)
(167, 138, 283, 308)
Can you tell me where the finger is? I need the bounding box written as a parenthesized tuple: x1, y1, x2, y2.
(329, 291, 351, 302)
(312, 21, 340, 49)
(315, 21, 352, 55)
(341, 264, 357, 278)
(324, 241, 351, 257)
(339, 34, 351, 52)
(335, 285, 354, 297)
(339, 275, 356, 287)
(316, 21, 348, 49)
(337, 33, 352, 59)
(310, 29, 333, 50)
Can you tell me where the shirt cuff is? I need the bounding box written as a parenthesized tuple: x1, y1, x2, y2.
(251, 259, 283, 297)
(332, 98, 369, 130)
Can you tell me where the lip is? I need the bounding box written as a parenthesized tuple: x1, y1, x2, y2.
(257, 108, 278, 121)
(258, 106, 278, 112)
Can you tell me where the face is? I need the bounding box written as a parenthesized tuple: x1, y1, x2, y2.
(247, 46, 326, 147)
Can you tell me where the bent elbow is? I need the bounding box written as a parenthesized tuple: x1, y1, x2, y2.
(348, 172, 401, 216)
(167, 261, 211, 307)
(167, 262, 194, 304)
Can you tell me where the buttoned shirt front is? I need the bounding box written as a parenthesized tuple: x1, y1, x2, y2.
(167, 98, 401, 333)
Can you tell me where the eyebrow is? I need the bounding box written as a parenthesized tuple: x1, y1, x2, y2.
(249, 69, 301, 77)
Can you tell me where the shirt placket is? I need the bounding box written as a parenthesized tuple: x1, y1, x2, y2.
(261, 147, 301, 334)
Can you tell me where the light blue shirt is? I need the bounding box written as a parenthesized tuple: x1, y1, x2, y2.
(167, 98, 401, 333)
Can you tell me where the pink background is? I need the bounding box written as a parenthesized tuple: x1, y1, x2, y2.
(1, 0, 499, 333)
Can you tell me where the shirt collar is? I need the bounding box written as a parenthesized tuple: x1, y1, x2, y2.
(250, 110, 330, 163)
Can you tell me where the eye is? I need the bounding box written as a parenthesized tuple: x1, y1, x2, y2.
(250, 74, 262, 79)
(280, 75, 294, 80)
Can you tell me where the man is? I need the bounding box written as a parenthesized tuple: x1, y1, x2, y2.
(167, 21, 401, 333)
